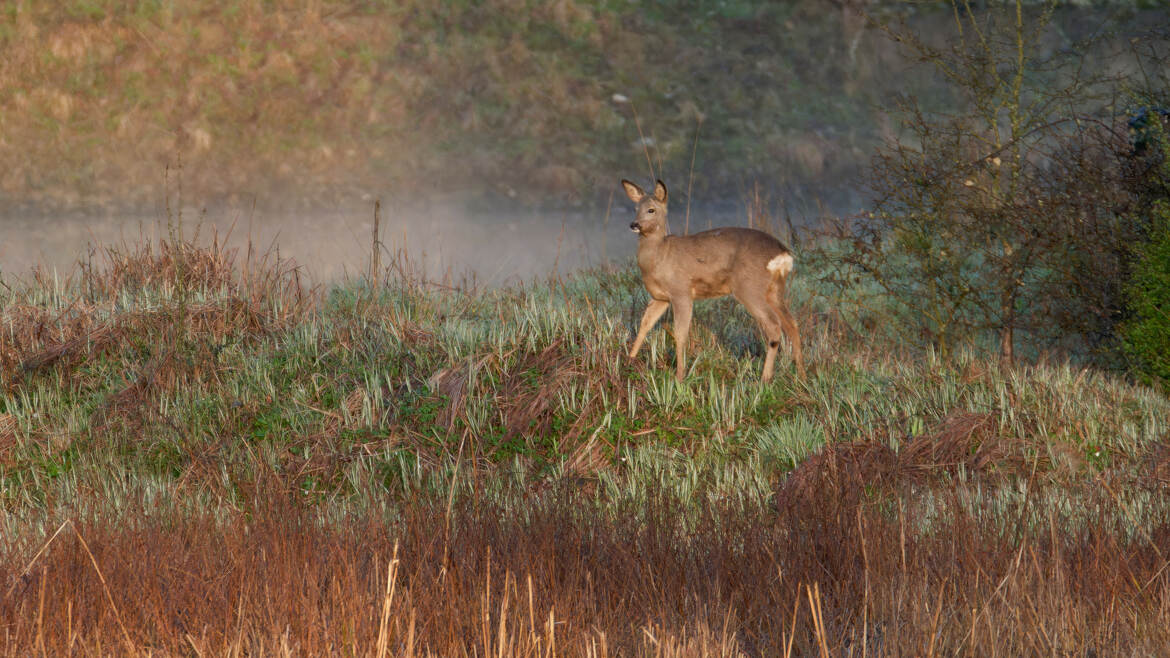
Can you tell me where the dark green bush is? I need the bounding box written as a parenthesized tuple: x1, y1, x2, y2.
(1123, 199, 1170, 387)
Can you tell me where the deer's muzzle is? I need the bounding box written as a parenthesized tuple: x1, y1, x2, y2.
(629, 221, 641, 233)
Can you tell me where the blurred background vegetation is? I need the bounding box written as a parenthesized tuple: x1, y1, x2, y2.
(1, 0, 1164, 212)
(2, 0, 1168, 382)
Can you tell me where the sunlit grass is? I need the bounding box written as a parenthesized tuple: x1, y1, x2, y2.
(2, 231, 1170, 654)
(2, 233, 1167, 525)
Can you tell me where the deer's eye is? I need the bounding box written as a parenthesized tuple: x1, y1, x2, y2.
(647, 208, 656, 213)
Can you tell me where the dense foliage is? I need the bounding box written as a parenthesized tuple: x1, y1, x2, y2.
(1122, 117, 1170, 387)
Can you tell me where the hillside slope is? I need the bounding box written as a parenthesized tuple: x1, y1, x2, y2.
(0, 0, 940, 211)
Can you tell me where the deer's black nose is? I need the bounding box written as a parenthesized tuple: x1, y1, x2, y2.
(629, 221, 640, 232)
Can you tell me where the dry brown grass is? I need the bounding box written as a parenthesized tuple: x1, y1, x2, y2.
(2, 232, 306, 392)
(780, 411, 1030, 510)
(2, 465, 1169, 656)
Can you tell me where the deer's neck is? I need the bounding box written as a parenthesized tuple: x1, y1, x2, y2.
(635, 232, 670, 269)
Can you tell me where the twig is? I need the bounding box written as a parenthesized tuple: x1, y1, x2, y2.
(371, 199, 383, 285)
(74, 526, 135, 651)
(6, 521, 71, 597)
(628, 98, 656, 182)
(685, 118, 703, 235)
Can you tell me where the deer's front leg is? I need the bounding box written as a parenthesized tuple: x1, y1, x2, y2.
(630, 299, 670, 358)
(671, 297, 693, 382)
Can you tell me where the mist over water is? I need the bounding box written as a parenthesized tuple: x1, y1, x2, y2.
(0, 208, 634, 285)
(1, 191, 856, 286)
(3, 205, 623, 286)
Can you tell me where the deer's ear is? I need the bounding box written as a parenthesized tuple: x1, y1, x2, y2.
(621, 179, 644, 203)
(653, 180, 668, 203)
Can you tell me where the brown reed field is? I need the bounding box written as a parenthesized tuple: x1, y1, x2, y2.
(0, 222, 1168, 656)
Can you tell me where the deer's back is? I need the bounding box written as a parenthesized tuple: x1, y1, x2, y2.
(685, 227, 787, 259)
(641, 228, 790, 300)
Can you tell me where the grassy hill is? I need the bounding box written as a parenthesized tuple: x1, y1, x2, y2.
(3, 0, 1159, 212)
(1, 230, 1168, 653)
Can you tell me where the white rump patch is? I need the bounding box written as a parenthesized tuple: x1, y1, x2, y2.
(767, 252, 794, 276)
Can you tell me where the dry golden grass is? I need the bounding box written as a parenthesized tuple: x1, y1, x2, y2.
(2, 465, 1169, 656)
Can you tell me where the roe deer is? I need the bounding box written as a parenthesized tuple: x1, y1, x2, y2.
(623, 179, 805, 383)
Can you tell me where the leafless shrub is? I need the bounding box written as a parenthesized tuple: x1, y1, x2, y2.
(815, 1, 1168, 366)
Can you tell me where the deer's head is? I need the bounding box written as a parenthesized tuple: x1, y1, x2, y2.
(622, 179, 668, 237)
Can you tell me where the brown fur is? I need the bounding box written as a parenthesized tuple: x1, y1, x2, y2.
(623, 179, 805, 383)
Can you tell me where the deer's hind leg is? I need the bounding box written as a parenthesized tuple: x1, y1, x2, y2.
(735, 291, 786, 383)
(767, 280, 805, 379)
